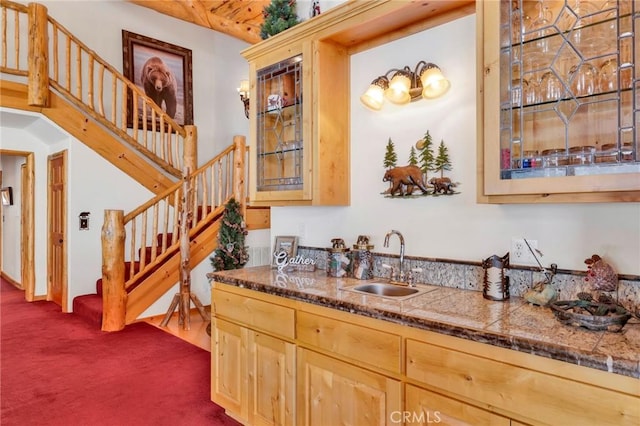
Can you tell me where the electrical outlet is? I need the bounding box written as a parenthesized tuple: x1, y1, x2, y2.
(510, 238, 539, 266)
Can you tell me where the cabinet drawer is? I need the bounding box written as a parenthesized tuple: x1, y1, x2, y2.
(212, 289, 295, 339)
(297, 311, 401, 374)
(406, 339, 640, 426)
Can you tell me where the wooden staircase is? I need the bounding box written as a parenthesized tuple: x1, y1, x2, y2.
(73, 208, 223, 328)
(0, 0, 268, 331)
(0, 80, 176, 194)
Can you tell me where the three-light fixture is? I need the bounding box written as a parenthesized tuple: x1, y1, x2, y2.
(360, 61, 450, 111)
(238, 80, 250, 119)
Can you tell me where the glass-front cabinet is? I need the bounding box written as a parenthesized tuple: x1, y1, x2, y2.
(480, 0, 640, 202)
(255, 54, 304, 194)
(243, 37, 349, 206)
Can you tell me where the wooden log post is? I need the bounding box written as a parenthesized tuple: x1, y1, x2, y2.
(27, 3, 49, 107)
(183, 125, 197, 174)
(233, 135, 246, 217)
(101, 210, 126, 332)
(179, 168, 192, 330)
(160, 166, 207, 330)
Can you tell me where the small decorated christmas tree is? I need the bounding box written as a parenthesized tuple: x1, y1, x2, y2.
(383, 138, 398, 169)
(260, 0, 300, 40)
(210, 198, 249, 271)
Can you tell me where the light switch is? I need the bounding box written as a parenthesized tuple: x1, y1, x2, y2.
(79, 212, 90, 230)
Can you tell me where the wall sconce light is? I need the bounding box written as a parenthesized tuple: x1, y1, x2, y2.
(238, 80, 250, 119)
(360, 61, 450, 111)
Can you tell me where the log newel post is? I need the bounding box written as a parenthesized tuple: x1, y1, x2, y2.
(233, 135, 246, 217)
(183, 125, 197, 174)
(27, 3, 49, 107)
(160, 167, 207, 330)
(179, 167, 192, 330)
(101, 210, 126, 332)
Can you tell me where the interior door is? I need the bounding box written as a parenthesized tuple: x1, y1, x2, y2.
(48, 151, 67, 309)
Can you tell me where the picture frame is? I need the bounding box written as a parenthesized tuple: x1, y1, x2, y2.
(1, 187, 13, 206)
(122, 30, 193, 127)
(272, 235, 298, 267)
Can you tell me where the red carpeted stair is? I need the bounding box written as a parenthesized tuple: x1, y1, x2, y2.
(72, 261, 142, 328)
(72, 233, 173, 328)
(73, 204, 216, 328)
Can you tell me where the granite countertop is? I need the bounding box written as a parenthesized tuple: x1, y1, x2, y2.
(207, 266, 640, 379)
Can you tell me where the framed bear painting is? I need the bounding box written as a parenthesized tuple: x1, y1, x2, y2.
(122, 30, 193, 127)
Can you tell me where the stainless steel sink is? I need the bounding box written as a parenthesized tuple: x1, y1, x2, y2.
(343, 282, 425, 300)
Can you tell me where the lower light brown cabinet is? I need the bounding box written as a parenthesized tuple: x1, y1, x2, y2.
(404, 384, 510, 426)
(297, 348, 401, 425)
(211, 289, 296, 426)
(406, 337, 638, 426)
(210, 282, 639, 426)
(211, 318, 296, 426)
(210, 318, 246, 419)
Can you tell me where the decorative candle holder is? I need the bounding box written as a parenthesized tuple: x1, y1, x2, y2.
(482, 253, 510, 301)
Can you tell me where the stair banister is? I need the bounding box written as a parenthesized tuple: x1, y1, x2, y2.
(1, 1, 255, 330)
(2, 1, 193, 176)
(101, 209, 126, 331)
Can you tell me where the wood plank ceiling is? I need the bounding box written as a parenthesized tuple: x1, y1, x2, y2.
(127, 0, 270, 45)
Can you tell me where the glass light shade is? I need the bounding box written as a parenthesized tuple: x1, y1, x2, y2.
(385, 72, 412, 104)
(360, 84, 386, 110)
(238, 79, 250, 96)
(420, 66, 450, 99)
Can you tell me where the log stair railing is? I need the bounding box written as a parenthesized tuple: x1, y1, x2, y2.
(101, 136, 245, 331)
(1, 0, 189, 180)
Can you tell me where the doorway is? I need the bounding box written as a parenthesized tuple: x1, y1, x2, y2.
(0, 150, 35, 300)
(47, 151, 67, 310)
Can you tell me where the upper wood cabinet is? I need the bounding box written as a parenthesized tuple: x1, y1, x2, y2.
(478, 0, 640, 203)
(241, 0, 475, 206)
(244, 39, 349, 206)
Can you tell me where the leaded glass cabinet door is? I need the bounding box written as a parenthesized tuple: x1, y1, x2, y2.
(254, 54, 305, 200)
(482, 0, 640, 200)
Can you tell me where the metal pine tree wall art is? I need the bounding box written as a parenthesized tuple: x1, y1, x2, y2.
(381, 130, 460, 198)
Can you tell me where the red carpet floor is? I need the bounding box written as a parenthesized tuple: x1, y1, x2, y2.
(0, 278, 241, 426)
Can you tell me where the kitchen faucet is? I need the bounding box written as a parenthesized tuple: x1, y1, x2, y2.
(384, 230, 406, 284)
